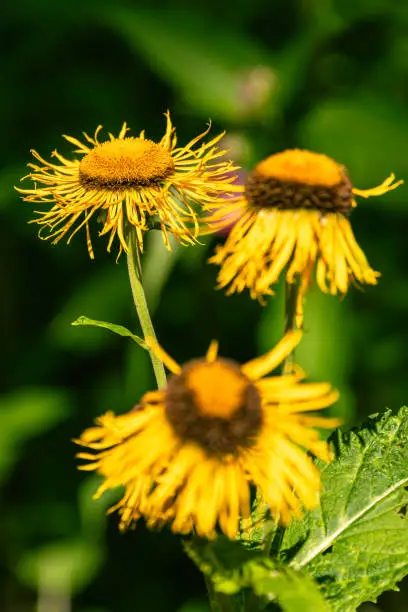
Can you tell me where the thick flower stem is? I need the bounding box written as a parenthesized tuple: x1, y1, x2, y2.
(282, 277, 302, 375)
(126, 231, 167, 389)
(261, 277, 304, 561)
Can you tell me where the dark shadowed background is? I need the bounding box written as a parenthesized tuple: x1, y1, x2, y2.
(2, 0, 408, 610)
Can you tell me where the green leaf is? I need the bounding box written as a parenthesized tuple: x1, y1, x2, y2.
(107, 8, 275, 122)
(16, 539, 104, 595)
(52, 234, 175, 354)
(240, 497, 279, 554)
(71, 316, 146, 348)
(184, 537, 259, 596)
(283, 406, 408, 611)
(252, 567, 331, 612)
(0, 388, 70, 481)
(184, 538, 329, 611)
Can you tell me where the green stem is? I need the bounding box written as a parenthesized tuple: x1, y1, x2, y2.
(267, 522, 286, 560)
(263, 278, 303, 561)
(126, 231, 167, 389)
(282, 277, 301, 375)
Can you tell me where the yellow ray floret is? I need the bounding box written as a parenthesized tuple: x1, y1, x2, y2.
(207, 149, 402, 311)
(76, 331, 340, 540)
(17, 112, 243, 258)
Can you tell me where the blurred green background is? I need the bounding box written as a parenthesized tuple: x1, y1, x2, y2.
(2, 0, 408, 610)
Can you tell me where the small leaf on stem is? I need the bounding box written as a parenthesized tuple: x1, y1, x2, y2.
(71, 316, 146, 348)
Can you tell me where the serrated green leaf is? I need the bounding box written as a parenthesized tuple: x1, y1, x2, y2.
(184, 538, 329, 611)
(283, 406, 408, 611)
(252, 567, 330, 612)
(184, 538, 257, 596)
(240, 496, 279, 554)
(71, 316, 146, 348)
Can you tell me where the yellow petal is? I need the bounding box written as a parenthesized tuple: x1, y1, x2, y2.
(206, 340, 219, 363)
(353, 173, 403, 198)
(241, 331, 302, 380)
(145, 336, 181, 375)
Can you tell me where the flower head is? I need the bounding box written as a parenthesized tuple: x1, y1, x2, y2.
(208, 149, 402, 307)
(17, 113, 241, 258)
(76, 332, 339, 539)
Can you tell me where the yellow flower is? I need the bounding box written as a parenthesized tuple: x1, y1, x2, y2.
(76, 332, 339, 540)
(17, 113, 241, 258)
(208, 149, 402, 306)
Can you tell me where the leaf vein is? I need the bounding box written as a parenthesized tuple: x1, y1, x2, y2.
(292, 476, 408, 569)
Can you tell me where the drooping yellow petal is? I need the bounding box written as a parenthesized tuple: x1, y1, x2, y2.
(353, 173, 403, 198)
(259, 382, 333, 403)
(205, 340, 219, 363)
(76, 335, 339, 539)
(17, 112, 241, 258)
(145, 336, 181, 375)
(208, 149, 401, 304)
(241, 331, 302, 380)
(299, 415, 342, 429)
(275, 389, 340, 413)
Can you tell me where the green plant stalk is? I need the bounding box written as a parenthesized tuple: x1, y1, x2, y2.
(247, 281, 304, 563)
(282, 277, 302, 375)
(127, 232, 241, 609)
(251, 278, 303, 562)
(126, 230, 167, 389)
(262, 277, 304, 560)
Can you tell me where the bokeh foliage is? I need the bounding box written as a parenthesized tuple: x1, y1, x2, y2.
(2, 0, 408, 610)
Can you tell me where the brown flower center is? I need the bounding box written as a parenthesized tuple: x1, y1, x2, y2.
(165, 359, 262, 454)
(79, 138, 175, 190)
(245, 149, 354, 214)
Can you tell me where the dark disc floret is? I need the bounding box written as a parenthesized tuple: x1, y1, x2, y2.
(79, 166, 175, 191)
(245, 170, 354, 215)
(165, 359, 263, 455)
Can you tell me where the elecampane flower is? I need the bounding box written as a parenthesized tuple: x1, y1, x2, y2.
(208, 149, 402, 302)
(17, 113, 241, 258)
(76, 332, 339, 540)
